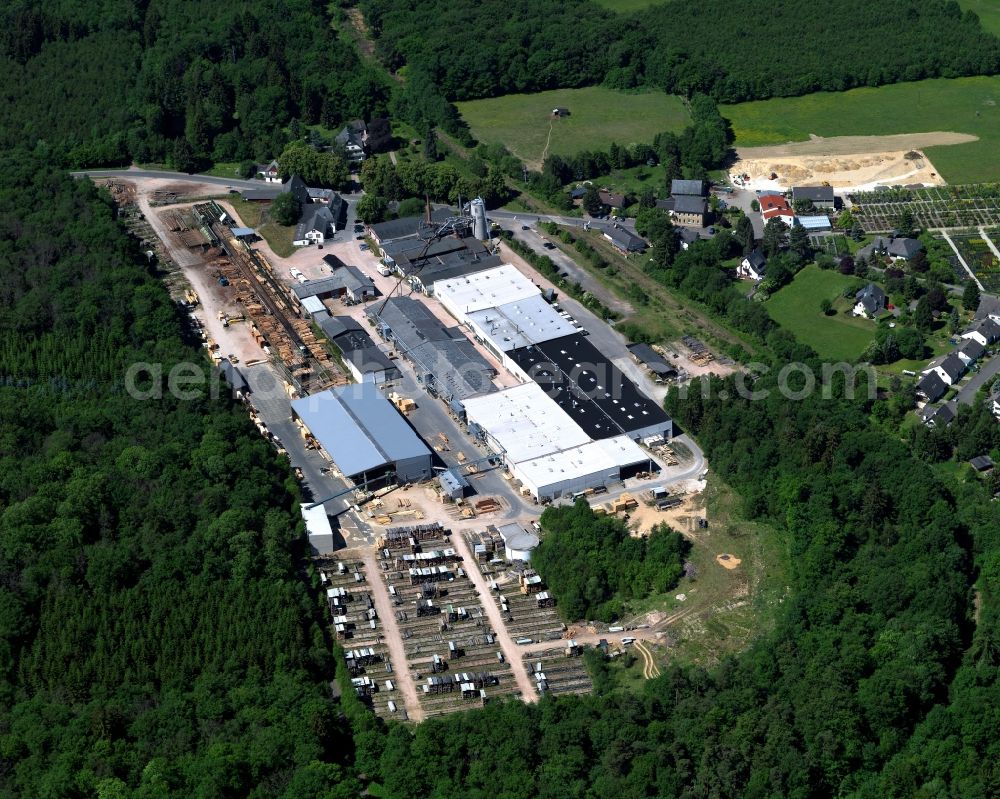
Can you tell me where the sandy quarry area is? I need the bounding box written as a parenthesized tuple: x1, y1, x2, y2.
(733, 131, 978, 192)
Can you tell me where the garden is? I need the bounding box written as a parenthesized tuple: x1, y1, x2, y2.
(950, 230, 1000, 292)
(848, 184, 1000, 232)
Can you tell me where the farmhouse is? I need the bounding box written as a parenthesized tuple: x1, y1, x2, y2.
(737, 249, 767, 281)
(293, 204, 336, 246)
(853, 283, 887, 318)
(599, 190, 626, 210)
(291, 384, 433, 485)
(671, 179, 705, 197)
(335, 120, 367, 161)
(603, 226, 647, 253)
(256, 159, 281, 183)
(792, 185, 835, 209)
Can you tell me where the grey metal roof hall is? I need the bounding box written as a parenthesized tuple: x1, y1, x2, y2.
(291, 384, 431, 481)
(671, 179, 705, 196)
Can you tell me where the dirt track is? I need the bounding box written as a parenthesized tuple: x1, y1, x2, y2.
(359, 549, 425, 721)
(736, 131, 978, 159)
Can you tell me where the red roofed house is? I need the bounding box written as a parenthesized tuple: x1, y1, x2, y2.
(759, 194, 795, 226)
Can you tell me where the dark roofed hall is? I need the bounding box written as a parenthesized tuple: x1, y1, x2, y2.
(369, 208, 453, 243)
(627, 343, 677, 378)
(970, 455, 994, 472)
(671, 179, 705, 196)
(792, 186, 835, 204)
(603, 226, 647, 253)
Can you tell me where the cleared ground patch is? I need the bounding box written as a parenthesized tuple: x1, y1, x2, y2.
(722, 76, 1000, 184)
(458, 87, 689, 168)
(766, 265, 876, 361)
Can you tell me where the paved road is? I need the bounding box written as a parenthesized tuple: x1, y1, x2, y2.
(73, 167, 265, 190)
(243, 363, 372, 548)
(956, 355, 1000, 406)
(450, 530, 538, 702)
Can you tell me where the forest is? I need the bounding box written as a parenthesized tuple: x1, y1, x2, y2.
(532, 503, 690, 622)
(360, 0, 1000, 103)
(0, 0, 393, 169)
(0, 157, 358, 797)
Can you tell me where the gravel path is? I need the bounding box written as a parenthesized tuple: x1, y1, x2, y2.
(359, 549, 425, 721)
(450, 531, 538, 703)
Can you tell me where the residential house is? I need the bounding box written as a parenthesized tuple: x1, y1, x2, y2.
(853, 283, 887, 318)
(257, 159, 281, 183)
(335, 120, 367, 162)
(759, 194, 795, 226)
(974, 294, 1000, 323)
(922, 352, 967, 387)
(970, 455, 994, 472)
(857, 235, 924, 262)
(919, 401, 955, 428)
(916, 371, 948, 403)
(991, 382, 1000, 419)
(670, 194, 707, 228)
(569, 186, 588, 202)
(737, 249, 767, 281)
(604, 226, 647, 253)
(961, 317, 1000, 347)
(955, 337, 986, 366)
(293, 205, 336, 246)
(599, 190, 626, 210)
(677, 227, 700, 251)
(791, 185, 835, 209)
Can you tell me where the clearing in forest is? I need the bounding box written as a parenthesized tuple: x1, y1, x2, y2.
(457, 87, 689, 169)
(722, 76, 1000, 184)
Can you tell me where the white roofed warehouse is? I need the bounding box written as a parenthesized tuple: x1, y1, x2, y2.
(463, 383, 653, 502)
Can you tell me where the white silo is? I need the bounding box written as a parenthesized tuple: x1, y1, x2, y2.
(470, 197, 489, 241)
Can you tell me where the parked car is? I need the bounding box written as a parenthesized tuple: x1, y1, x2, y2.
(360, 243, 370, 251)
(521, 225, 530, 231)
(543, 242, 555, 250)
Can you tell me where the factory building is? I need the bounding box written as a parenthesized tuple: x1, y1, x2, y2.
(291, 384, 432, 486)
(463, 383, 652, 502)
(507, 334, 673, 444)
(367, 297, 496, 409)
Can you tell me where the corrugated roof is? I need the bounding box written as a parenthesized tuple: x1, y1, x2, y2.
(291, 385, 430, 477)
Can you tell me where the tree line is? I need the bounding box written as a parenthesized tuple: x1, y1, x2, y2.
(359, 0, 1000, 114)
(0, 155, 358, 798)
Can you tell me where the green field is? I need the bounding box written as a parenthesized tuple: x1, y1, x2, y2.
(457, 87, 689, 166)
(766, 265, 876, 361)
(722, 76, 1000, 184)
(960, 0, 1000, 37)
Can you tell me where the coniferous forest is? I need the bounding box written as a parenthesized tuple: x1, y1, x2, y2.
(3, 1, 1000, 797)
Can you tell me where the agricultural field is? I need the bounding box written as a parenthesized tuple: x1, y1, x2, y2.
(849, 184, 1000, 232)
(951, 230, 1000, 292)
(722, 76, 1000, 183)
(766, 265, 877, 361)
(959, 0, 1000, 37)
(457, 87, 689, 167)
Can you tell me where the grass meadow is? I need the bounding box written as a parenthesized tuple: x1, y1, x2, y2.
(457, 87, 689, 166)
(766, 265, 877, 361)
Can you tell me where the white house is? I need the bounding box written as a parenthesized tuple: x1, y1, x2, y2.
(853, 284, 887, 318)
(960, 318, 1000, 347)
(737, 250, 767, 281)
(258, 159, 281, 183)
(922, 352, 966, 386)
